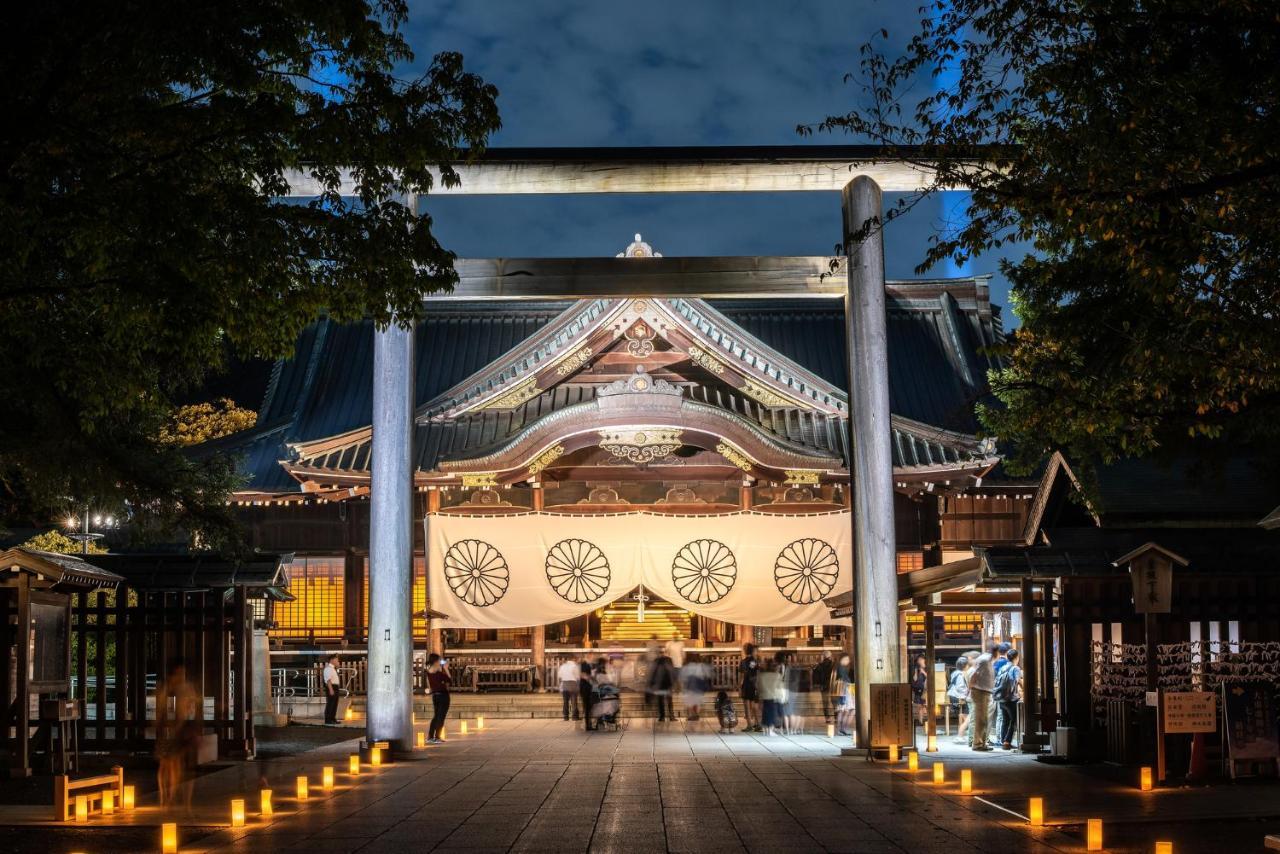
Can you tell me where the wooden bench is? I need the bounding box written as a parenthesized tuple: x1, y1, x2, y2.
(472, 664, 535, 693)
(54, 766, 124, 821)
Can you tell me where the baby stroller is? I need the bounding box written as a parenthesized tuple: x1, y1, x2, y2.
(714, 690, 738, 733)
(593, 682, 622, 731)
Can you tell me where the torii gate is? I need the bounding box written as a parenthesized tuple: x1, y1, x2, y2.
(283, 146, 944, 753)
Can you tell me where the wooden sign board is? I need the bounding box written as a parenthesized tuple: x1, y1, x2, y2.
(1130, 553, 1173, 613)
(870, 683, 913, 748)
(1163, 691, 1217, 734)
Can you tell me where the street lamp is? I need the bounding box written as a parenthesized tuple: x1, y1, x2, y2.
(64, 505, 116, 554)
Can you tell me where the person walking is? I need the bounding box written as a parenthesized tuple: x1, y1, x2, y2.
(579, 659, 596, 731)
(425, 653, 451, 744)
(739, 644, 761, 732)
(967, 645, 997, 751)
(648, 653, 677, 722)
(759, 658, 783, 736)
(321, 653, 342, 725)
(910, 654, 929, 727)
(681, 654, 710, 721)
(990, 642, 1011, 747)
(834, 653, 854, 736)
(812, 651, 835, 723)
(948, 655, 973, 743)
(558, 658, 581, 721)
(996, 649, 1022, 750)
(781, 652, 802, 733)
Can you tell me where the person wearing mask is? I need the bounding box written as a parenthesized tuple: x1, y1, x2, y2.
(425, 653, 452, 744)
(834, 653, 854, 736)
(948, 655, 973, 744)
(996, 649, 1022, 750)
(321, 653, 342, 725)
(558, 658, 581, 721)
(579, 659, 596, 731)
(910, 654, 929, 727)
(967, 645, 997, 751)
(812, 652, 835, 724)
(739, 644, 761, 733)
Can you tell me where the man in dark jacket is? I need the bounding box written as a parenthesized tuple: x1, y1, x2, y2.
(812, 652, 835, 722)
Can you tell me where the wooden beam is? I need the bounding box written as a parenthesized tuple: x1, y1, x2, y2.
(281, 146, 952, 197)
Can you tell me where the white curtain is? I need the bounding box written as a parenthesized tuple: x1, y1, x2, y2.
(426, 511, 853, 629)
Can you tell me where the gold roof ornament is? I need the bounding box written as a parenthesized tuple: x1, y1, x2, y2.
(598, 429, 683, 464)
(616, 233, 662, 258)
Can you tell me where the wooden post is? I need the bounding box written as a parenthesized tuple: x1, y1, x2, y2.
(13, 573, 30, 777)
(1021, 577, 1039, 751)
(425, 489, 443, 656)
(924, 608, 936, 744)
(232, 586, 251, 756)
(530, 625, 545, 688)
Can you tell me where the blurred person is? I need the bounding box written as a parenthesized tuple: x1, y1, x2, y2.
(968, 645, 997, 751)
(834, 654, 854, 736)
(715, 689, 738, 732)
(812, 651, 835, 722)
(579, 659, 596, 731)
(155, 658, 199, 811)
(591, 657, 620, 730)
(781, 651, 803, 734)
(948, 655, 973, 743)
(665, 634, 685, 675)
(739, 643, 761, 732)
(758, 658, 784, 736)
(426, 653, 451, 744)
(996, 649, 1022, 750)
(558, 658, 581, 721)
(910, 654, 929, 726)
(681, 654, 711, 721)
(648, 651, 677, 722)
(322, 653, 342, 725)
(643, 634, 661, 709)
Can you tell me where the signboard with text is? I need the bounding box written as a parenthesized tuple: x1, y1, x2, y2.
(870, 683, 913, 748)
(1162, 691, 1217, 734)
(1223, 682, 1280, 762)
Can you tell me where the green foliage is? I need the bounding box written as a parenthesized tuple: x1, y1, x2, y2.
(806, 0, 1280, 474)
(21, 529, 106, 555)
(1, 1, 500, 543)
(160, 399, 258, 447)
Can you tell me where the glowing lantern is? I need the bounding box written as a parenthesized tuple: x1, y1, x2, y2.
(476, 716, 485, 730)
(1029, 798, 1044, 826)
(322, 766, 334, 791)
(461, 721, 469, 735)
(231, 798, 246, 827)
(1140, 766, 1153, 791)
(907, 751, 919, 771)
(74, 794, 88, 823)
(1087, 818, 1103, 851)
(417, 731, 426, 748)
(926, 734, 938, 752)
(826, 723, 835, 738)
(932, 762, 945, 785)
(960, 769, 973, 794)
(370, 746, 382, 766)
(162, 822, 178, 853)
(344, 707, 354, 722)
(888, 744, 899, 763)
(1155, 843, 1173, 854)
(349, 754, 360, 775)
(296, 776, 309, 800)
(260, 789, 273, 816)
(101, 789, 115, 814)
(122, 785, 136, 810)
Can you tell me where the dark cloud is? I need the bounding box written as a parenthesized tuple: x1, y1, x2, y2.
(404, 0, 1025, 319)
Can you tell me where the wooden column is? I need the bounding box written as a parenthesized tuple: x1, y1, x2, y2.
(924, 608, 936, 744)
(1020, 577, 1040, 751)
(737, 484, 754, 647)
(232, 586, 252, 756)
(13, 574, 30, 777)
(425, 489, 443, 656)
(530, 625, 545, 685)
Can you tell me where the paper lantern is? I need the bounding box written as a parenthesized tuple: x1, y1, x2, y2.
(826, 723, 835, 738)
(907, 751, 919, 771)
(121, 784, 136, 810)
(162, 822, 178, 854)
(296, 776, 309, 800)
(349, 754, 360, 775)
(888, 744, 899, 763)
(74, 794, 88, 823)
(344, 707, 354, 721)
(1155, 842, 1173, 854)
(101, 789, 115, 814)
(416, 731, 426, 748)
(476, 715, 485, 730)
(260, 789, 273, 816)
(1140, 766, 1153, 791)
(461, 721, 469, 735)
(322, 766, 334, 791)
(231, 798, 245, 827)
(1087, 818, 1103, 851)
(1028, 797, 1044, 826)
(926, 734, 938, 752)
(960, 769, 973, 793)
(370, 746, 382, 766)
(932, 762, 945, 785)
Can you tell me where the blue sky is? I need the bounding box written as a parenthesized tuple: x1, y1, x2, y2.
(401, 1, 1019, 315)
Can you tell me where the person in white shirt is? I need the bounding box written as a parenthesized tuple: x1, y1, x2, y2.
(322, 654, 341, 725)
(967, 645, 997, 751)
(665, 635, 685, 672)
(557, 659, 581, 721)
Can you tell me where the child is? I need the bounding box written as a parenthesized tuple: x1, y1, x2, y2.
(714, 690, 737, 732)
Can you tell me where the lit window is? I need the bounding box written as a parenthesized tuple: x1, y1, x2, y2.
(272, 556, 344, 639)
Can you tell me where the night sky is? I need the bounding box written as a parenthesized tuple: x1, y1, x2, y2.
(403, 1, 1023, 318)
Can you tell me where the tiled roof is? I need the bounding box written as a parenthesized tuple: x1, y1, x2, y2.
(207, 278, 1002, 492)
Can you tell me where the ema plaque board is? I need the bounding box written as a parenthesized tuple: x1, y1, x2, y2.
(870, 683, 913, 747)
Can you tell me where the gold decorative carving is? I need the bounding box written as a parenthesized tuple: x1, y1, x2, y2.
(527, 444, 565, 476)
(625, 320, 655, 357)
(466, 489, 511, 507)
(479, 378, 539, 410)
(715, 442, 753, 472)
(599, 429, 682, 464)
(784, 470, 821, 485)
(555, 347, 592, 376)
(740, 380, 795, 409)
(460, 473, 498, 488)
(687, 345, 725, 375)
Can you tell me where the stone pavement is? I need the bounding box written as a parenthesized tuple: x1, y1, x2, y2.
(43, 719, 1280, 853)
